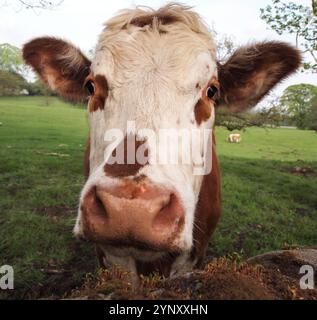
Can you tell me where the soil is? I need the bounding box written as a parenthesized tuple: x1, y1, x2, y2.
(35, 204, 77, 221)
(68, 250, 317, 300)
(289, 166, 316, 176)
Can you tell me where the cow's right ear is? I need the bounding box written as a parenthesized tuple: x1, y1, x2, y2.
(23, 37, 91, 102)
(216, 42, 301, 112)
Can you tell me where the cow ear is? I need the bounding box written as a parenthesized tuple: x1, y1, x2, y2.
(216, 42, 301, 112)
(23, 37, 91, 102)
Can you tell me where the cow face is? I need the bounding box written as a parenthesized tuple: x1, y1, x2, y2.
(23, 4, 301, 273)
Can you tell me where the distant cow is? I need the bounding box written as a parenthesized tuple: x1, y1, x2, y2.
(228, 133, 241, 143)
(22, 4, 300, 277)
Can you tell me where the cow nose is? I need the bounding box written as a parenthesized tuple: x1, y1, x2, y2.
(80, 181, 185, 249)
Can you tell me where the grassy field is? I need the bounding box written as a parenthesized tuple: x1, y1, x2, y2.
(0, 96, 316, 299)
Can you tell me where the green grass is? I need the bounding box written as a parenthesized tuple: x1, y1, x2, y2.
(0, 96, 316, 299)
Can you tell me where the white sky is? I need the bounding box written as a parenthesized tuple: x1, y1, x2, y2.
(0, 0, 316, 102)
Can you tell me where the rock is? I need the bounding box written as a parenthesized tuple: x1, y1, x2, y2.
(247, 247, 317, 279)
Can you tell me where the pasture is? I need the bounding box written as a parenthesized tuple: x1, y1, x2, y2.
(0, 96, 316, 299)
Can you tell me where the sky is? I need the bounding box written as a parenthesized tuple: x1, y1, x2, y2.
(0, 0, 316, 103)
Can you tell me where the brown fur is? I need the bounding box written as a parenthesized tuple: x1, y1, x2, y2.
(22, 37, 91, 102)
(195, 79, 219, 125)
(217, 41, 302, 112)
(104, 135, 149, 177)
(191, 133, 221, 266)
(194, 99, 212, 125)
(129, 13, 181, 28)
(88, 75, 108, 112)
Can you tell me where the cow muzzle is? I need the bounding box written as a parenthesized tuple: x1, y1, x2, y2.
(78, 179, 185, 252)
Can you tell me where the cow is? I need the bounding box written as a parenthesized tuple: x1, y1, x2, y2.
(22, 4, 301, 278)
(228, 133, 241, 143)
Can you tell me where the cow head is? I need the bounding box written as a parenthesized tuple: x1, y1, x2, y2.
(23, 4, 301, 275)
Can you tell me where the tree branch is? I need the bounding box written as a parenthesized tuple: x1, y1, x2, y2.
(17, 0, 63, 10)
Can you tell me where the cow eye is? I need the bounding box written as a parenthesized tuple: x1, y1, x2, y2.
(85, 80, 95, 96)
(206, 86, 218, 100)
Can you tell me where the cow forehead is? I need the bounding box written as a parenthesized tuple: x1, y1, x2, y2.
(92, 48, 216, 94)
(91, 12, 217, 90)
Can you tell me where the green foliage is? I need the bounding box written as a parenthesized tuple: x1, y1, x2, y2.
(215, 110, 249, 131)
(260, 0, 317, 72)
(27, 78, 54, 97)
(280, 83, 317, 129)
(215, 103, 288, 131)
(313, 0, 317, 15)
(309, 95, 317, 130)
(0, 69, 29, 96)
(0, 43, 29, 78)
(0, 43, 53, 97)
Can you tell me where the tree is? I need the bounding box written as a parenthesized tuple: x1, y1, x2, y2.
(215, 102, 288, 131)
(0, 43, 30, 95)
(279, 84, 317, 129)
(0, 69, 29, 96)
(308, 95, 317, 130)
(257, 95, 291, 127)
(1, 0, 63, 11)
(214, 32, 236, 64)
(0, 43, 54, 97)
(0, 43, 29, 78)
(260, 0, 317, 72)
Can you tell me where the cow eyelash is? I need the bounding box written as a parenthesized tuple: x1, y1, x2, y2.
(84, 80, 95, 96)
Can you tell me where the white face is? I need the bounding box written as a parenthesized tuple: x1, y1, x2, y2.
(74, 19, 218, 262)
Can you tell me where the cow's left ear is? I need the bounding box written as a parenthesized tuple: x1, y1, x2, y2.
(216, 41, 301, 111)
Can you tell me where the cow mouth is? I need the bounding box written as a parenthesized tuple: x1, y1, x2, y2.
(102, 241, 181, 262)
(103, 238, 167, 252)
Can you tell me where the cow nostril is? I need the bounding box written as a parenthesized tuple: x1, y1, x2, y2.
(94, 187, 108, 218)
(153, 193, 184, 231)
(159, 193, 173, 212)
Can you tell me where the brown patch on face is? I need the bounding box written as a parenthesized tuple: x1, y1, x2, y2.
(194, 79, 219, 125)
(129, 13, 180, 28)
(190, 132, 221, 266)
(194, 99, 211, 125)
(104, 134, 149, 177)
(22, 37, 91, 103)
(87, 74, 108, 112)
